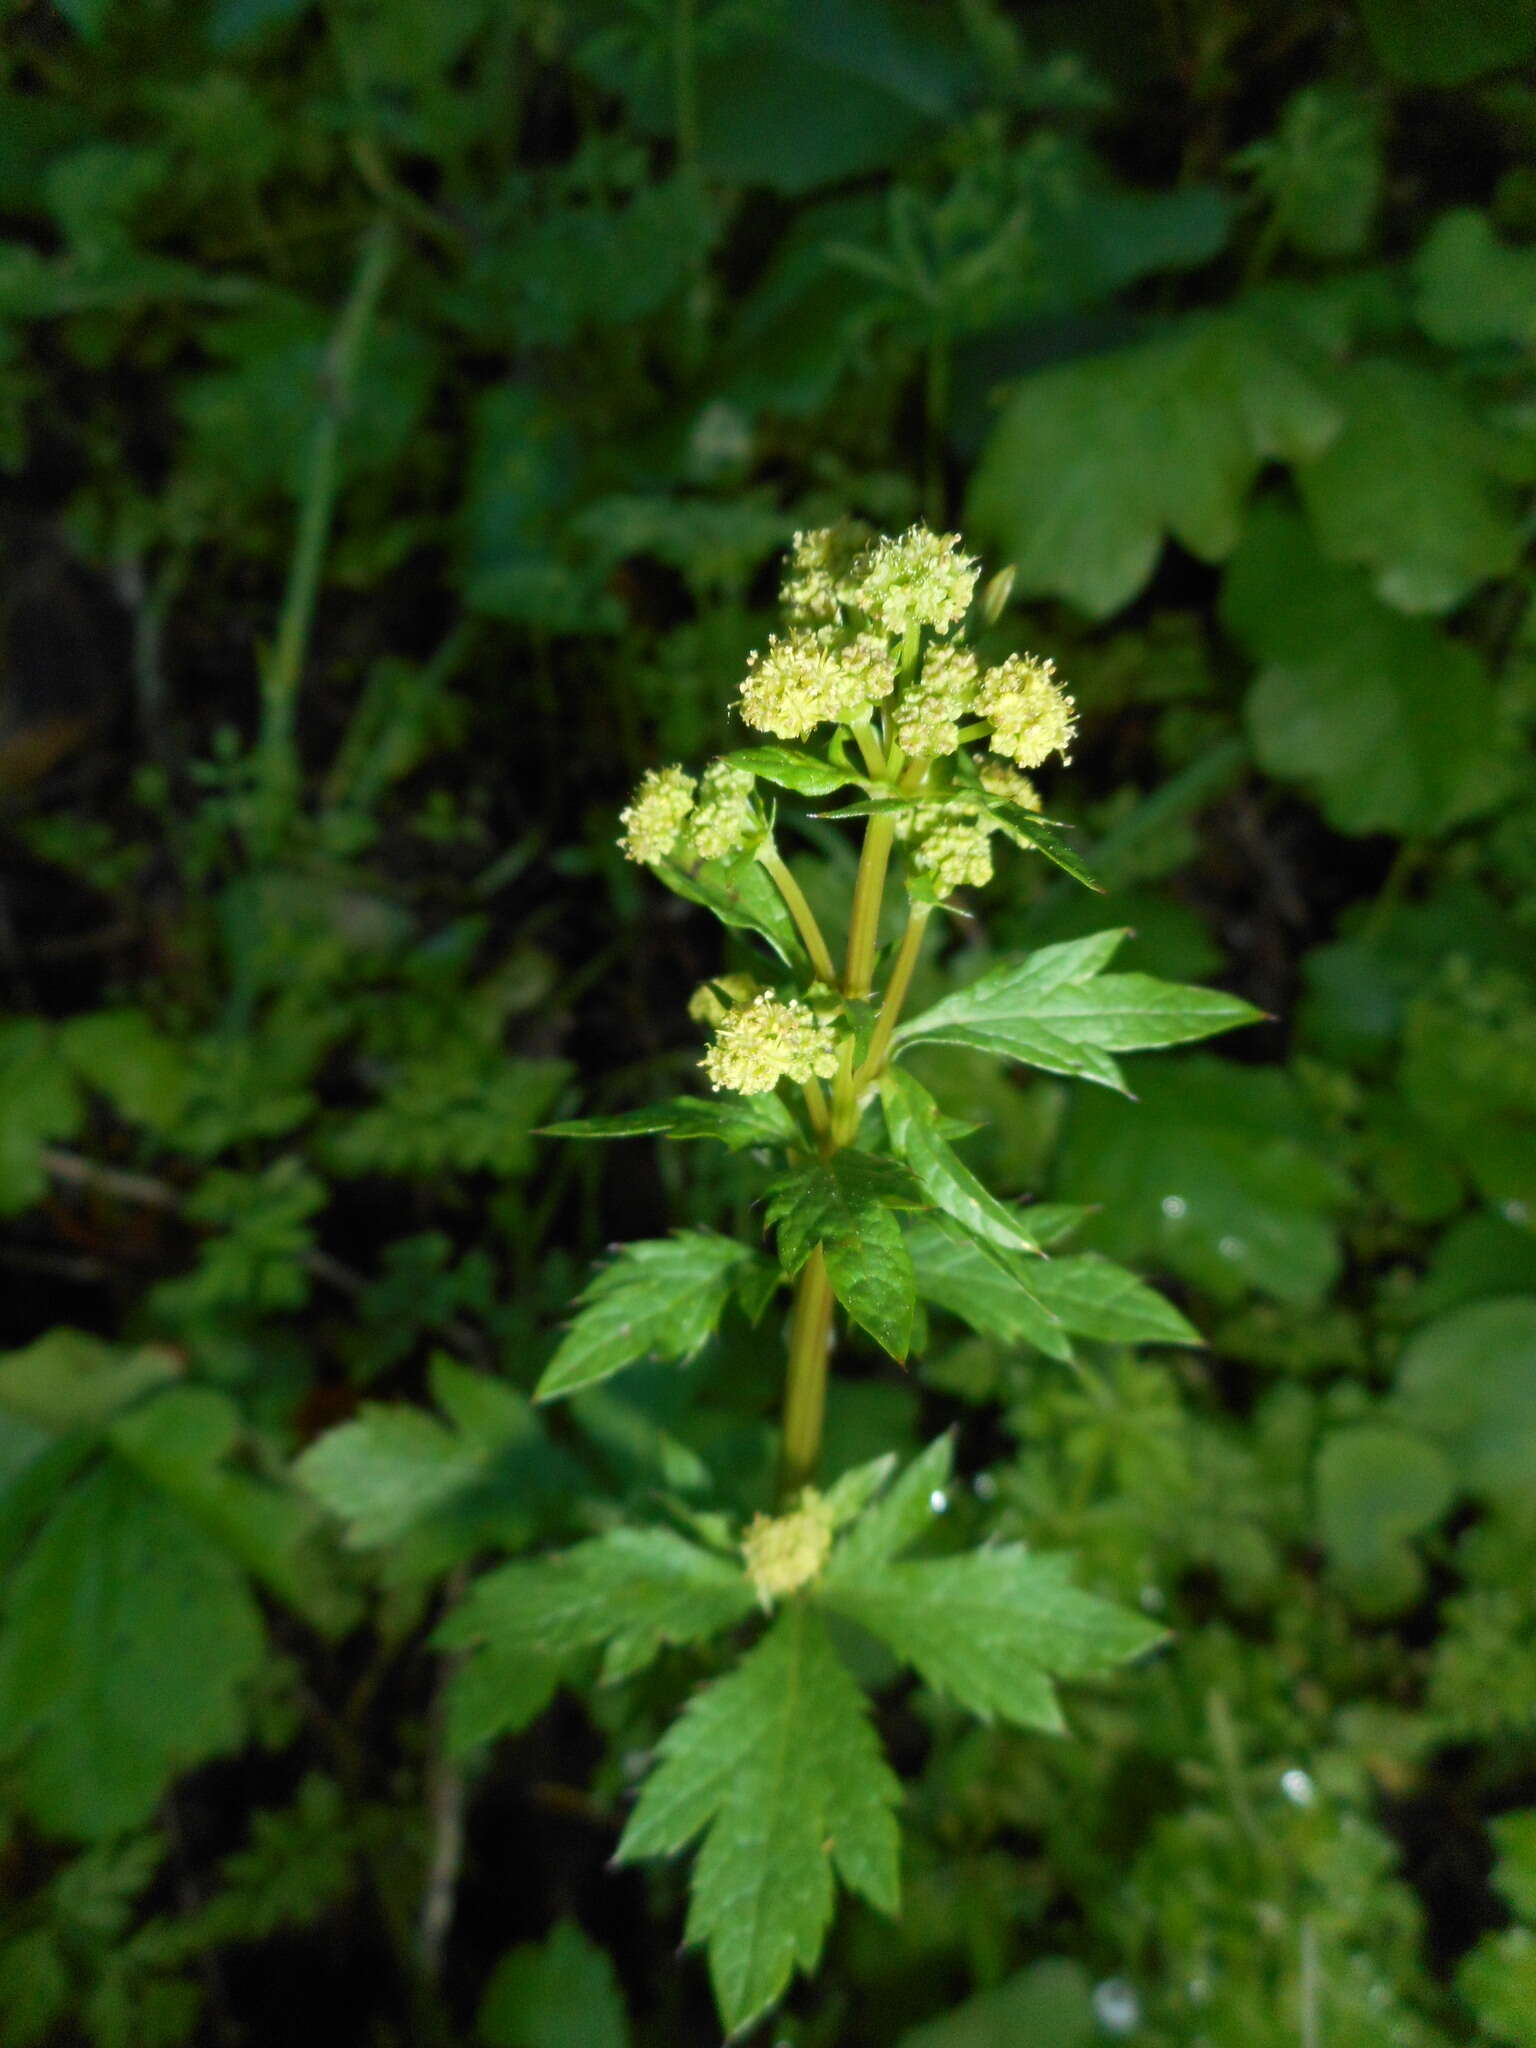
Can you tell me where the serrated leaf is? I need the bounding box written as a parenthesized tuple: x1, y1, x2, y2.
(0, 1459, 264, 1838)
(967, 306, 1338, 616)
(895, 930, 1258, 1090)
(1224, 506, 1512, 837)
(725, 745, 858, 797)
(540, 1094, 799, 1151)
(764, 1153, 925, 1360)
(831, 1435, 955, 1575)
(439, 1527, 755, 1749)
(973, 799, 1104, 892)
(822, 1545, 1163, 1731)
(655, 847, 806, 969)
(536, 1232, 761, 1401)
(297, 1355, 558, 1561)
(1234, 86, 1381, 260)
(880, 1068, 1041, 1255)
(906, 1216, 1072, 1361)
(895, 1959, 1098, 2048)
(616, 1605, 900, 2037)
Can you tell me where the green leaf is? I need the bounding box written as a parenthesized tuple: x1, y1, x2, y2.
(822, 1544, 1163, 1731)
(536, 1232, 762, 1401)
(540, 1094, 799, 1151)
(725, 745, 858, 797)
(1315, 1425, 1456, 1615)
(970, 800, 1104, 893)
(905, 1216, 1072, 1361)
(880, 1068, 1041, 1255)
(1392, 1298, 1536, 1510)
(895, 929, 1258, 1091)
(1294, 359, 1528, 614)
(1490, 1811, 1536, 1922)
(0, 1331, 178, 1432)
(895, 1960, 1098, 2048)
(439, 1525, 755, 1732)
(1024, 1255, 1201, 1347)
(655, 848, 806, 970)
(0, 1460, 263, 1838)
(764, 1153, 925, 1361)
(1234, 87, 1381, 259)
(0, 1021, 82, 1216)
(57, 1010, 191, 1134)
(830, 1434, 956, 1575)
(109, 1387, 350, 1635)
(1224, 506, 1511, 837)
(329, 1052, 572, 1178)
(1458, 1927, 1536, 2044)
(1414, 209, 1536, 350)
(1052, 1055, 1345, 1307)
(477, 1921, 629, 2048)
(1357, 0, 1536, 86)
(616, 1604, 900, 2037)
(297, 1356, 555, 1555)
(967, 307, 1338, 616)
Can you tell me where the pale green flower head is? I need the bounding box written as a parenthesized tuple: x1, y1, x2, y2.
(740, 628, 894, 739)
(912, 817, 995, 898)
(852, 525, 980, 638)
(687, 760, 760, 861)
(700, 991, 839, 1095)
(893, 643, 979, 759)
(779, 521, 873, 627)
(741, 1488, 836, 1604)
(978, 759, 1043, 812)
(618, 765, 696, 865)
(975, 653, 1076, 769)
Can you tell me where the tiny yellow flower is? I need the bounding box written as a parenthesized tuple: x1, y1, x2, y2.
(618, 765, 696, 865)
(739, 630, 844, 739)
(893, 643, 979, 759)
(852, 525, 980, 637)
(975, 653, 1076, 769)
(700, 992, 840, 1095)
(978, 759, 1043, 812)
(912, 818, 995, 898)
(687, 760, 759, 860)
(742, 1488, 836, 1604)
(779, 521, 872, 626)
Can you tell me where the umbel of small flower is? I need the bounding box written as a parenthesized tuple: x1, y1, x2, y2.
(618, 765, 695, 865)
(741, 1489, 836, 1605)
(700, 992, 839, 1096)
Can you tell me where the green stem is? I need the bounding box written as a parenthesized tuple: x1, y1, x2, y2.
(759, 845, 838, 985)
(256, 217, 396, 837)
(843, 815, 896, 1000)
(780, 1248, 835, 1497)
(800, 1078, 829, 1138)
(856, 901, 931, 1085)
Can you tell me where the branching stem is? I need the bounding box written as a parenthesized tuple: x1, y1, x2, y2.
(759, 845, 838, 985)
(856, 901, 931, 1086)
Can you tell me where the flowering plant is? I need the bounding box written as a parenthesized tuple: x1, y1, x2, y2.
(444, 525, 1258, 2035)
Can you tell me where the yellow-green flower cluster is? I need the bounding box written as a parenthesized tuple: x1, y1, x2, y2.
(893, 643, 979, 759)
(700, 992, 839, 1096)
(975, 654, 1076, 769)
(741, 1488, 836, 1604)
(687, 760, 759, 860)
(740, 628, 894, 740)
(852, 526, 980, 637)
(618, 765, 695, 865)
(779, 522, 871, 626)
(978, 759, 1043, 812)
(912, 818, 995, 898)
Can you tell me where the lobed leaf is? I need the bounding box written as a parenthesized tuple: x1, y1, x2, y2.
(536, 1232, 764, 1401)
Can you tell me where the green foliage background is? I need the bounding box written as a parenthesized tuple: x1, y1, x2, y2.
(0, 0, 1534, 2041)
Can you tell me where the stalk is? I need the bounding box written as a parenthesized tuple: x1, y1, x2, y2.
(856, 901, 931, 1085)
(759, 846, 838, 985)
(256, 217, 396, 839)
(779, 1248, 835, 1495)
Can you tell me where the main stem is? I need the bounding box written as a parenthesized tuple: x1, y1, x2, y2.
(777, 632, 927, 1498)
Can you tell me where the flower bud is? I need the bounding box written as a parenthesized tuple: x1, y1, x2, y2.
(742, 1489, 836, 1604)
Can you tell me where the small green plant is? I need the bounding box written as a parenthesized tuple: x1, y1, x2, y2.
(443, 524, 1260, 2035)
